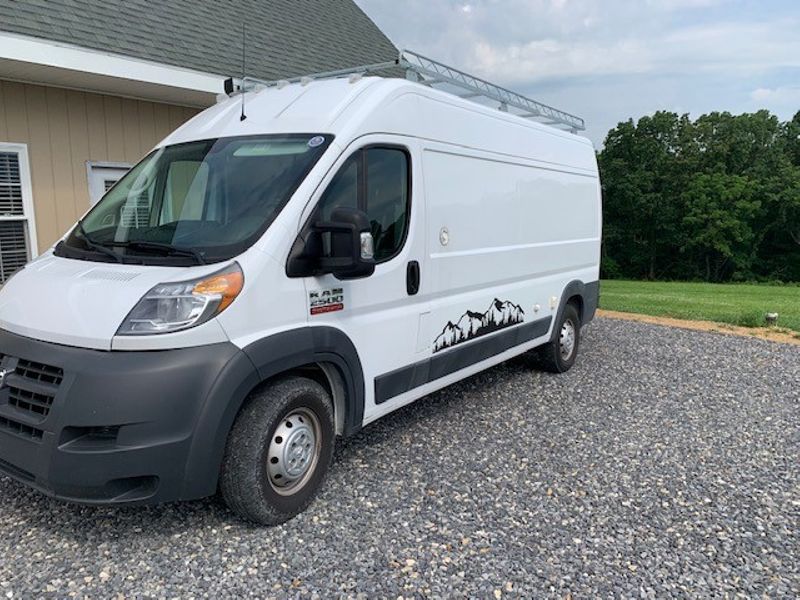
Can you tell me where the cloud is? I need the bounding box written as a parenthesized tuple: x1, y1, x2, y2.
(750, 86, 800, 113)
(751, 86, 800, 102)
(466, 19, 800, 87)
(355, 0, 800, 145)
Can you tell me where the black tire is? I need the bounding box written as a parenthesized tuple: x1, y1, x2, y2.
(220, 376, 335, 525)
(536, 303, 581, 373)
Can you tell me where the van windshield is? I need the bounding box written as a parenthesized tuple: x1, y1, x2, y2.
(57, 134, 332, 265)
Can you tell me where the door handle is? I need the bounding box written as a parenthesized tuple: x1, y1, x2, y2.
(406, 260, 420, 296)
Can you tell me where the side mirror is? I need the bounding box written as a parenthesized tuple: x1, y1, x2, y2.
(286, 207, 376, 279)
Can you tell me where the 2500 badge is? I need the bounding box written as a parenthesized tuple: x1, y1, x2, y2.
(309, 287, 344, 315)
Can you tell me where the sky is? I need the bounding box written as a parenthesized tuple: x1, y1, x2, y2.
(354, 0, 800, 146)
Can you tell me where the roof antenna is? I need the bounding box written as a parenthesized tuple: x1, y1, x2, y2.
(240, 22, 247, 121)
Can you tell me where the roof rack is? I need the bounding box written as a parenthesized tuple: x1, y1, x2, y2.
(237, 49, 585, 133)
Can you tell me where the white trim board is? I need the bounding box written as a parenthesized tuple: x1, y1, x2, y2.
(0, 30, 226, 106)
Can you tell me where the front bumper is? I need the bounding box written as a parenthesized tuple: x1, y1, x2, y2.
(0, 329, 252, 505)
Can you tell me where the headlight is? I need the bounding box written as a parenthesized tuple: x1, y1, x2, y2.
(117, 263, 244, 335)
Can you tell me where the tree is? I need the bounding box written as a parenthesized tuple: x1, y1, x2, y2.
(598, 109, 800, 282)
(778, 112, 800, 247)
(680, 173, 760, 281)
(693, 111, 785, 177)
(757, 164, 800, 281)
(599, 112, 694, 280)
(786, 111, 800, 167)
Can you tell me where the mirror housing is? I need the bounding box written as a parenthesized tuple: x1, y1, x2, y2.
(286, 207, 376, 279)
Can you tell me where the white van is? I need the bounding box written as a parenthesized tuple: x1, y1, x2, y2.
(0, 55, 600, 524)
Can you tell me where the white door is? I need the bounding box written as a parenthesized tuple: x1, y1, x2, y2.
(87, 162, 131, 206)
(300, 136, 427, 422)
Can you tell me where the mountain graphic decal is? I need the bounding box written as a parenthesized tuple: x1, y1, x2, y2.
(433, 298, 525, 353)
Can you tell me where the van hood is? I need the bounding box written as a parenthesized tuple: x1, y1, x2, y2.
(0, 255, 218, 350)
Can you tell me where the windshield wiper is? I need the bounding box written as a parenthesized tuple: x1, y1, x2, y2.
(74, 221, 123, 263)
(118, 240, 207, 265)
(71, 222, 205, 265)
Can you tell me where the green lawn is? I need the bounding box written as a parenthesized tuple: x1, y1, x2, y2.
(599, 280, 800, 333)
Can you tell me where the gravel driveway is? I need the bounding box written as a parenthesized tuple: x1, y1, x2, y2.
(0, 318, 797, 598)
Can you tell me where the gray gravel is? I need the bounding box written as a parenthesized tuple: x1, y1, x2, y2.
(0, 318, 798, 598)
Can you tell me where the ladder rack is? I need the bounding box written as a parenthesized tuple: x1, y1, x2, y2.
(239, 49, 585, 133)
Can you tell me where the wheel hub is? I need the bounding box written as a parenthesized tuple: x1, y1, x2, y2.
(559, 319, 576, 360)
(267, 410, 319, 493)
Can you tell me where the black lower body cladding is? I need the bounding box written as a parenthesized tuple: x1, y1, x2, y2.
(0, 329, 259, 505)
(374, 316, 552, 404)
(549, 279, 600, 344)
(583, 280, 600, 323)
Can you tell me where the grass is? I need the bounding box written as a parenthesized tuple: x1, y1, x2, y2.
(599, 280, 800, 333)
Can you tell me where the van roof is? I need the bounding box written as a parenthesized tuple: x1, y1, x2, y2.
(160, 77, 595, 170)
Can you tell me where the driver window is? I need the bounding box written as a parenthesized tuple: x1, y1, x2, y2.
(316, 147, 410, 262)
(318, 154, 359, 221)
(366, 149, 409, 262)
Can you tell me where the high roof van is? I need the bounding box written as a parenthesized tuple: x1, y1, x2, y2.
(0, 58, 600, 524)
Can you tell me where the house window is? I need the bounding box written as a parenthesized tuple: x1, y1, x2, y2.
(0, 143, 37, 284)
(86, 162, 132, 207)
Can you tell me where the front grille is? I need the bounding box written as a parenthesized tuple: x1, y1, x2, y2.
(8, 387, 54, 416)
(5, 358, 63, 419)
(0, 415, 43, 440)
(15, 359, 63, 386)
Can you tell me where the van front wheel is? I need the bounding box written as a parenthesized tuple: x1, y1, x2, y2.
(220, 376, 335, 525)
(536, 303, 581, 373)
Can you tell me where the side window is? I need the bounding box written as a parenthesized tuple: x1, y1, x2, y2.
(317, 154, 359, 221)
(315, 147, 410, 262)
(366, 148, 409, 261)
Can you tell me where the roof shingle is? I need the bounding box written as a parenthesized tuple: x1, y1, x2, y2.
(0, 0, 398, 79)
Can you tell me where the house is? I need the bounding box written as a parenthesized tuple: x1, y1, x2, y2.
(0, 0, 396, 282)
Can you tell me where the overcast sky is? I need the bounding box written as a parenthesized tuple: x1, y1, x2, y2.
(354, 0, 800, 146)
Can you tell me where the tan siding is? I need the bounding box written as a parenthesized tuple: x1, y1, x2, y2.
(45, 87, 78, 239)
(153, 104, 173, 140)
(24, 84, 60, 250)
(182, 106, 197, 125)
(0, 80, 200, 252)
(137, 101, 156, 153)
(85, 93, 108, 159)
(120, 98, 142, 162)
(168, 105, 186, 132)
(103, 96, 125, 162)
(0, 81, 7, 139)
(65, 91, 91, 218)
(2, 81, 30, 145)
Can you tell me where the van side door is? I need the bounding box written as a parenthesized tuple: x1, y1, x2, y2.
(297, 136, 428, 423)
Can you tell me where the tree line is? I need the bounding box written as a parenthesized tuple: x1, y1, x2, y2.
(598, 110, 800, 282)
